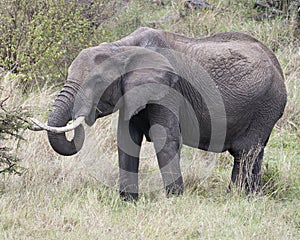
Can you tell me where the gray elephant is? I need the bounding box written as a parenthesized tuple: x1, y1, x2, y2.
(31, 27, 287, 201)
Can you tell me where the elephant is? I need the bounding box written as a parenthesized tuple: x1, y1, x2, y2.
(31, 27, 287, 201)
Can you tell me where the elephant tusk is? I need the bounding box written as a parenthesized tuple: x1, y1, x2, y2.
(29, 116, 85, 133)
(96, 107, 103, 114)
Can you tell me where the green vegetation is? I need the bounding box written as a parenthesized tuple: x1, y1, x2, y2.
(0, 72, 29, 175)
(1, 0, 299, 239)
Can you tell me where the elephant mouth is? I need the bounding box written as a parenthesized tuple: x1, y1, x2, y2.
(95, 102, 116, 118)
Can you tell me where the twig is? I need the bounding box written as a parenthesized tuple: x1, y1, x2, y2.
(0, 96, 10, 108)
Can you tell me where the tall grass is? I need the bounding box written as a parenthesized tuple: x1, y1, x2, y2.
(0, 0, 299, 239)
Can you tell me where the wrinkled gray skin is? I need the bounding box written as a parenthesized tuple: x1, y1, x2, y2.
(47, 27, 287, 200)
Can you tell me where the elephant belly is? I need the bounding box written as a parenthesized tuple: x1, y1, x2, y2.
(181, 128, 231, 153)
(179, 115, 230, 153)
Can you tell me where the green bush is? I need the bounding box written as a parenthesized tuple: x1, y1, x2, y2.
(0, 0, 122, 89)
(0, 1, 170, 90)
(0, 87, 28, 175)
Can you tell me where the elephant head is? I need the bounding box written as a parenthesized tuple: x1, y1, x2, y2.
(31, 33, 178, 156)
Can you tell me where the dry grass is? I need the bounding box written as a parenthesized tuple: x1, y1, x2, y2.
(1, 65, 299, 240)
(1, 0, 300, 239)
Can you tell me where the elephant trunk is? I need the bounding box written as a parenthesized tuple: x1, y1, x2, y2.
(47, 83, 85, 156)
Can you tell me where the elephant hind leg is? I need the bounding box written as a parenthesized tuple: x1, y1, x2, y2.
(229, 145, 264, 194)
(229, 109, 276, 194)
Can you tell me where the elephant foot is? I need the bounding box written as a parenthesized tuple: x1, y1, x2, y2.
(244, 174, 262, 195)
(119, 191, 139, 202)
(228, 174, 262, 196)
(165, 179, 184, 197)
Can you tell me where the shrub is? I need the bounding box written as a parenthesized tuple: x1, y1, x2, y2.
(0, 0, 122, 89)
(0, 84, 29, 175)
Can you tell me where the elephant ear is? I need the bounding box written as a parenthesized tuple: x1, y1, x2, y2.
(122, 47, 179, 120)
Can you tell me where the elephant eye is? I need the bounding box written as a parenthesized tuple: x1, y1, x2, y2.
(94, 54, 109, 65)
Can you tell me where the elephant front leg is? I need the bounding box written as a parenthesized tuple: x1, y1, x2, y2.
(117, 116, 143, 201)
(118, 149, 140, 201)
